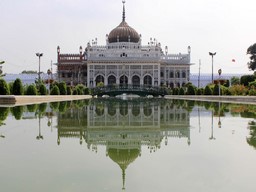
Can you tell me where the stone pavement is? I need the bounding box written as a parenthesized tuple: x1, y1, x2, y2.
(165, 95, 256, 105)
(0, 95, 92, 106)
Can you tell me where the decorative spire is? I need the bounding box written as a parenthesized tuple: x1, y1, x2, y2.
(122, 168, 126, 191)
(122, 0, 126, 22)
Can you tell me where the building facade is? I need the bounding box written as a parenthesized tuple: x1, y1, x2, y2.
(57, 1, 191, 88)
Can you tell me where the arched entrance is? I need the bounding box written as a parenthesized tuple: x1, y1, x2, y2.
(144, 75, 152, 86)
(132, 75, 140, 85)
(120, 75, 128, 85)
(108, 75, 116, 85)
(95, 75, 104, 86)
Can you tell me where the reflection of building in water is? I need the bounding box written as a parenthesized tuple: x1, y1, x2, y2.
(56, 98, 190, 190)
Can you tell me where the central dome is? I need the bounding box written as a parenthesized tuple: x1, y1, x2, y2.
(108, 21, 140, 43)
(108, 1, 140, 43)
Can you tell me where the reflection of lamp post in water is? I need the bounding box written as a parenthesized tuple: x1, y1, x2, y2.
(209, 111, 215, 140)
(218, 102, 222, 128)
(36, 115, 43, 140)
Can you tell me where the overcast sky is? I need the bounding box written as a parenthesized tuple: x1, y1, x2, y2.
(0, 0, 255, 75)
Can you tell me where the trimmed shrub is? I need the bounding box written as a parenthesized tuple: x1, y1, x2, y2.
(38, 83, 47, 95)
(0, 79, 10, 95)
(186, 85, 196, 95)
(179, 87, 185, 95)
(204, 85, 212, 95)
(50, 81, 59, 90)
(73, 88, 78, 95)
(26, 84, 38, 95)
(59, 81, 67, 95)
(13, 78, 24, 95)
(172, 87, 179, 95)
(50, 85, 60, 95)
(213, 84, 222, 95)
(67, 86, 72, 95)
(76, 84, 85, 95)
(197, 88, 204, 95)
(8, 82, 14, 95)
(97, 82, 104, 87)
(83, 87, 89, 95)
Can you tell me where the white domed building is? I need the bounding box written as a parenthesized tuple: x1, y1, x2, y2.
(57, 1, 191, 89)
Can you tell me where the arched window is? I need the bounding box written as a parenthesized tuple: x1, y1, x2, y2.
(120, 75, 128, 85)
(176, 71, 180, 78)
(132, 75, 140, 85)
(182, 71, 186, 78)
(144, 75, 152, 86)
(95, 75, 104, 86)
(108, 75, 116, 85)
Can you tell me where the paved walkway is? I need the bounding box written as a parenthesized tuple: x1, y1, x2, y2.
(165, 95, 256, 105)
(1, 95, 256, 106)
(0, 95, 92, 106)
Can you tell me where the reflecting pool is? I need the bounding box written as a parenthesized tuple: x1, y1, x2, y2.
(1, 98, 256, 192)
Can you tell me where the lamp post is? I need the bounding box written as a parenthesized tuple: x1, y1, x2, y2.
(47, 69, 51, 92)
(218, 68, 222, 96)
(209, 52, 216, 83)
(36, 53, 43, 81)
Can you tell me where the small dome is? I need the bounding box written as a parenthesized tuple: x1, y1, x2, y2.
(108, 21, 140, 43)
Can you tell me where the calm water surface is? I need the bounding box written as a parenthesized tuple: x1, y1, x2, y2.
(0, 98, 256, 192)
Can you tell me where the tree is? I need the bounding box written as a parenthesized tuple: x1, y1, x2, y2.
(0, 79, 10, 95)
(67, 86, 72, 95)
(13, 78, 24, 95)
(247, 43, 256, 71)
(26, 84, 38, 95)
(204, 85, 212, 95)
(213, 84, 221, 95)
(231, 76, 240, 86)
(58, 81, 67, 95)
(38, 83, 47, 95)
(179, 87, 185, 95)
(240, 75, 256, 86)
(186, 85, 196, 95)
(50, 85, 60, 95)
